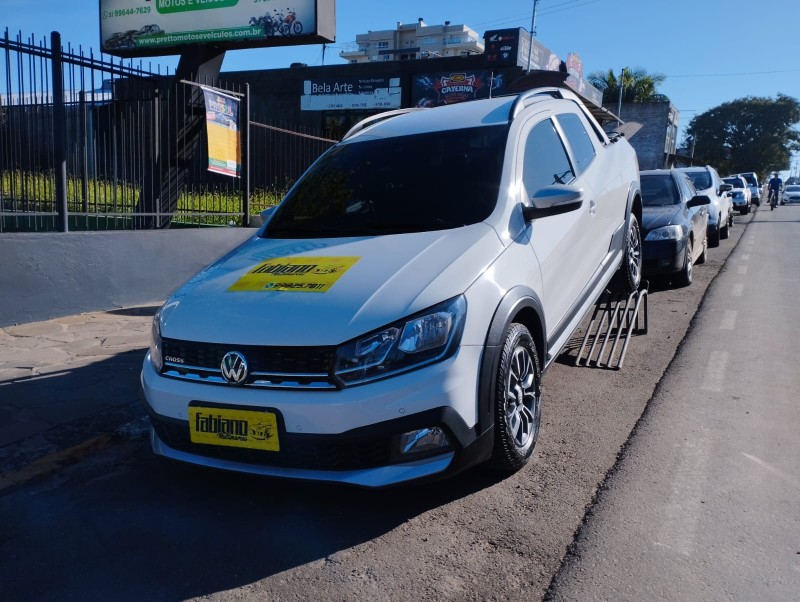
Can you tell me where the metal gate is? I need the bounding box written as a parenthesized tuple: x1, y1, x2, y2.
(0, 29, 336, 232)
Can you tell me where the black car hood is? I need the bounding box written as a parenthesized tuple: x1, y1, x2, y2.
(642, 205, 681, 232)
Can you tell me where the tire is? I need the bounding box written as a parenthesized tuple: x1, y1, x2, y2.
(676, 237, 693, 287)
(490, 323, 542, 472)
(708, 225, 720, 248)
(696, 234, 707, 265)
(291, 21, 303, 34)
(720, 213, 729, 240)
(609, 213, 642, 294)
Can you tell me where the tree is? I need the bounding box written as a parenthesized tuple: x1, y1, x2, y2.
(684, 95, 800, 175)
(587, 67, 668, 105)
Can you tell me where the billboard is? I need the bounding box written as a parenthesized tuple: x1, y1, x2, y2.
(412, 71, 505, 108)
(484, 28, 560, 72)
(99, 0, 335, 57)
(300, 77, 401, 111)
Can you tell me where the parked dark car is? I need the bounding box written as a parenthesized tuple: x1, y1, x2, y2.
(640, 169, 711, 286)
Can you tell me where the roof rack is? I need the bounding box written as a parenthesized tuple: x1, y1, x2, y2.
(341, 108, 425, 141)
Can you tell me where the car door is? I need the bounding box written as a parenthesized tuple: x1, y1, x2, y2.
(553, 110, 620, 274)
(678, 174, 707, 256)
(519, 113, 596, 332)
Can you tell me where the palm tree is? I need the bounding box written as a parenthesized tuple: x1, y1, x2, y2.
(588, 68, 668, 104)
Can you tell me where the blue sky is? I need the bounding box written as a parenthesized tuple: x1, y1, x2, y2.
(4, 0, 800, 173)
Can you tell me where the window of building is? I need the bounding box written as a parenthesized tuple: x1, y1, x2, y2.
(377, 41, 389, 49)
(421, 36, 437, 45)
(447, 35, 463, 44)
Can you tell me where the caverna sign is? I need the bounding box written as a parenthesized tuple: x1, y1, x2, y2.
(99, 0, 335, 58)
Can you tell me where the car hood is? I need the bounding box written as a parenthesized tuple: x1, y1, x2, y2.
(642, 205, 681, 232)
(159, 224, 503, 345)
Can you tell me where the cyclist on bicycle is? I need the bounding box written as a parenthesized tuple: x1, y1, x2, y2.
(768, 172, 783, 207)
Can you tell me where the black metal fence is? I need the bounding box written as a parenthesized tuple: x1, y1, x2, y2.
(0, 30, 336, 232)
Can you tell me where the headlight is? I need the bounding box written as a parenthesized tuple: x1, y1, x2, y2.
(149, 309, 163, 372)
(334, 296, 467, 386)
(645, 225, 684, 241)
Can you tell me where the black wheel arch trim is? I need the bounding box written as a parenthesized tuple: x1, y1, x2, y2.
(476, 287, 546, 438)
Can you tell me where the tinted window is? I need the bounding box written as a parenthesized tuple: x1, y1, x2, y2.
(723, 177, 745, 189)
(684, 170, 712, 190)
(264, 125, 509, 238)
(641, 175, 679, 206)
(786, 186, 800, 192)
(741, 174, 758, 186)
(556, 113, 596, 175)
(522, 119, 575, 194)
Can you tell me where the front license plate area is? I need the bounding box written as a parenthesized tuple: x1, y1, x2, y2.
(188, 404, 280, 452)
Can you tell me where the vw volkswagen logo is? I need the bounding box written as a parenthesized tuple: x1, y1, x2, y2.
(220, 351, 249, 386)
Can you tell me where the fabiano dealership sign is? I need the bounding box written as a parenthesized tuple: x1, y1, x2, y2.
(99, 0, 335, 57)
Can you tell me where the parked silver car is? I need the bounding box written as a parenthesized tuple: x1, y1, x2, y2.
(676, 166, 733, 247)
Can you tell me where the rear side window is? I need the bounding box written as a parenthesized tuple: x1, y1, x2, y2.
(556, 113, 596, 175)
(522, 119, 575, 194)
(685, 170, 712, 190)
(641, 175, 679, 206)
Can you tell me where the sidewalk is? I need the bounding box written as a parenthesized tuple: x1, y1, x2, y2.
(0, 306, 156, 489)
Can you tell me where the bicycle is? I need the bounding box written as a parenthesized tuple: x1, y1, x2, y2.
(769, 188, 779, 210)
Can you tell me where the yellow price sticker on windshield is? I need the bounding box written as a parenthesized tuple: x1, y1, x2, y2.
(228, 256, 360, 293)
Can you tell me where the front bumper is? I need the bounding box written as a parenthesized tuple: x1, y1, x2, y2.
(140, 347, 491, 487)
(643, 237, 688, 274)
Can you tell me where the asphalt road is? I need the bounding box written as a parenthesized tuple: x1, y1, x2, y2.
(0, 205, 779, 601)
(549, 202, 800, 601)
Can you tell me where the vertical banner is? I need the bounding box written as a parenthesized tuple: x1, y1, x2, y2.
(202, 87, 241, 178)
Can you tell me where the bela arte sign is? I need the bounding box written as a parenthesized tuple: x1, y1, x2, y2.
(301, 77, 402, 111)
(99, 0, 333, 57)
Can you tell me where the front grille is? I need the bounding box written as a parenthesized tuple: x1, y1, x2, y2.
(161, 338, 337, 389)
(153, 419, 393, 470)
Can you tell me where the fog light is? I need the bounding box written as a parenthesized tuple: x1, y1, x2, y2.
(398, 427, 450, 456)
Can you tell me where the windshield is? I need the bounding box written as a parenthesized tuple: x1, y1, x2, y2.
(641, 175, 679, 206)
(723, 178, 744, 189)
(786, 186, 800, 193)
(741, 174, 757, 186)
(263, 125, 509, 238)
(684, 171, 712, 190)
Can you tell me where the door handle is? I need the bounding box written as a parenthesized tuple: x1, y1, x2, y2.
(589, 199, 597, 215)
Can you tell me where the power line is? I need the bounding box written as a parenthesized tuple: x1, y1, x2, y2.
(667, 68, 800, 78)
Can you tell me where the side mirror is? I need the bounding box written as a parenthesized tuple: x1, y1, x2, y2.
(522, 185, 584, 221)
(719, 183, 733, 193)
(687, 195, 711, 208)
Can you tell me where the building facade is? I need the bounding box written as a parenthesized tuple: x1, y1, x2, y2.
(338, 18, 483, 63)
(609, 101, 679, 170)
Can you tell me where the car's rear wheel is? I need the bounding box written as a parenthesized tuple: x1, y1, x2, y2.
(610, 213, 642, 294)
(491, 323, 541, 472)
(676, 237, 693, 287)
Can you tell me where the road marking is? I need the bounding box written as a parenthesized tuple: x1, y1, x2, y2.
(655, 436, 711, 556)
(737, 265, 748, 275)
(741, 453, 800, 492)
(720, 310, 737, 330)
(732, 283, 744, 297)
(702, 351, 729, 392)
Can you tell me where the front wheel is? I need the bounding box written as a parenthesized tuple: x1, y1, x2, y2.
(491, 324, 542, 472)
(676, 237, 693, 287)
(609, 213, 642, 294)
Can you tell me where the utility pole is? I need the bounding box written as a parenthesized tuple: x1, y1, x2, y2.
(616, 67, 626, 120)
(526, 0, 541, 73)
